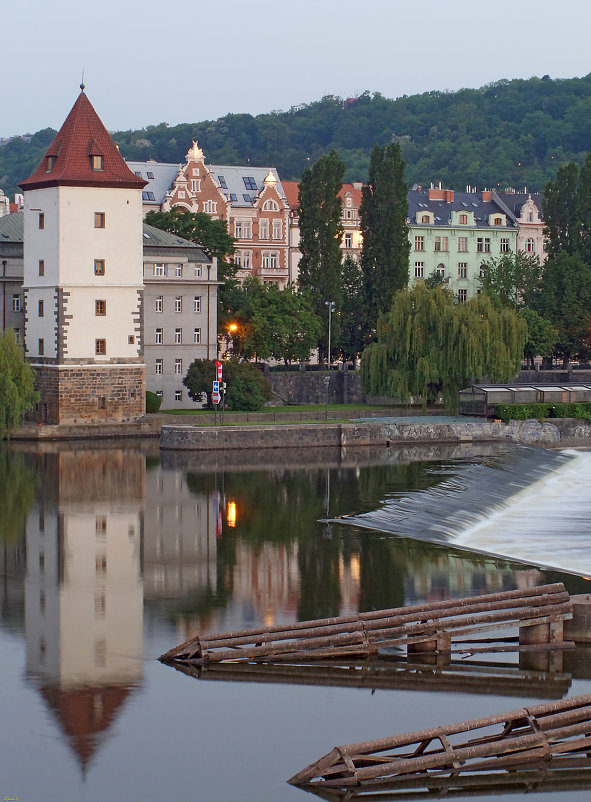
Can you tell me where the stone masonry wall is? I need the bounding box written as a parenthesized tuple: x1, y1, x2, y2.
(31, 365, 145, 424)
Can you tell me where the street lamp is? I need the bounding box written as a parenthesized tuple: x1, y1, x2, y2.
(226, 322, 238, 355)
(325, 301, 335, 369)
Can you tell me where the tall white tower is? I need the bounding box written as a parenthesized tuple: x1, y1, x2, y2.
(19, 87, 147, 424)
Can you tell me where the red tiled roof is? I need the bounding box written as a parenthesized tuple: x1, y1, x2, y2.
(20, 92, 147, 192)
(282, 180, 299, 210)
(339, 184, 363, 207)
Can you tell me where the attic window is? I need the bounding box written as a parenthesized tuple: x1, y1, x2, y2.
(46, 156, 56, 172)
(91, 155, 104, 171)
(146, 171, 154, 180)
(243, 177, 257, 190)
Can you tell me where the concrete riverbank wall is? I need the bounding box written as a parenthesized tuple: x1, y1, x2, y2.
(160, 418, 591, 451)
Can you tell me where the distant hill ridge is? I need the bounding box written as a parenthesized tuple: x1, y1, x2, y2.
(2, 74, 591, 199)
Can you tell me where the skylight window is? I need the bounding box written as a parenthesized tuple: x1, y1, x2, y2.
(229, 193, 238, 201)
(142, 191, 155, 201)
(461, 202, 468, 207)
(243, 177, 257, 190)
(134, 171, 142, 177)
(243, 194, 252, 202)
(218, 176, 228, 189)
(147, 171, 154, 179)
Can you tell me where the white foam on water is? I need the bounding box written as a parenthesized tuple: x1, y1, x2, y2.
(454, 449, 591, 576)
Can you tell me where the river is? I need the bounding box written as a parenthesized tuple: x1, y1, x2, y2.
(1, 440, 591, 802)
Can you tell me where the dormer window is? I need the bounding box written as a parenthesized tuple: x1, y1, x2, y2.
(91, 155, 104, 171)
(421, 215, 430, 224)
(459, 214, 468, 225)
(493, 217, 503, 226)
(45, 156, 56, 172)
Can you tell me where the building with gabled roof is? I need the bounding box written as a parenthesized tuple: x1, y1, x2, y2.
(18, 88, 148, 424)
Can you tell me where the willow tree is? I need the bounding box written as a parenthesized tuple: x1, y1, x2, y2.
(0, 330, 39, 438)
(360, 284, 527, 411)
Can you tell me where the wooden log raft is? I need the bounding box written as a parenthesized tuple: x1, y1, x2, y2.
(159, 583, 573, 665)
(287, 692, 591, 794)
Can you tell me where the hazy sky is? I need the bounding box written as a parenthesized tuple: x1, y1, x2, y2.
(3, 0, 590, 138)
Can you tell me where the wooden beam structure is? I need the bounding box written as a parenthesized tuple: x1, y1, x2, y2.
(160, 584, 572, 665)
(288, 693, 591, 796)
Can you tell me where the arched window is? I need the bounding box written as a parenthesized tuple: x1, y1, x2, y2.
(493, 217, 502, 225)
(421, 214, 430, 223)
(526, 238, 535, 252)
(459, 214, 468, 225)
(344, 193, 353, 208)
(262, 199, 279, 211)
(436, 264, 445, 277)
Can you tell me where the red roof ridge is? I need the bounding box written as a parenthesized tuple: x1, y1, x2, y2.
(20, 92, 146, 192)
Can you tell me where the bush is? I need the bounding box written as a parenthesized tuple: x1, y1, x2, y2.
(146, 391, 162, 413)
(493, 401, 591, 423)
(184, 358, 273, 411)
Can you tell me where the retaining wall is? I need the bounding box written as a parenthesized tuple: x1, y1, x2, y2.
(160, 418, 591, 451)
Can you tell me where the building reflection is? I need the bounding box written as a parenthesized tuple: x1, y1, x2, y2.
(25, 448, 144, 772)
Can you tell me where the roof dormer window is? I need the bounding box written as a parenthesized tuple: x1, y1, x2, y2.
(45, 156, 56, 172)
(91, 155, 104, 172)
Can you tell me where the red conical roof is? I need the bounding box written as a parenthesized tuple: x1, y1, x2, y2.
(20, 91, 147, 191)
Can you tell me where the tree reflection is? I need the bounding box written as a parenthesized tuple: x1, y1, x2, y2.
(0, 447, 38, 544)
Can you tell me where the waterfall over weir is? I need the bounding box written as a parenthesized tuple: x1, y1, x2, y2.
(329, 447, 591, 577)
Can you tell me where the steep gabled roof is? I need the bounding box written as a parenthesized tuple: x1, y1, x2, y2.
(19, 91, 147, 192)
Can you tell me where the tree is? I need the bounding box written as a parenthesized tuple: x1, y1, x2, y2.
(360, 283, 526, 411)
(543, 160, 581, 259)
(360, 142, 410, 326)
(532, 252, 591, 364)
(183, 358, 272, 411)
(519, 308, 558, 369)
(0, 330, 39, 438)
(144, 208, 239, 332)
(478, 251, 542, 309)
(297, 150, 345, 358)
(339, 255, 365, 360)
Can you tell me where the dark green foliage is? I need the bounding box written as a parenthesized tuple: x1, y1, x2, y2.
(297, 151, 345, 356)
(229, 279, 322, 363)
(144, 208, 239, 333)
(183, 358, 272, 411)
(361, 284, 527, 411)
(360, 142, 410, 322)
(5, 76, 591, 200)
(0, 448, 38, 544)
(0, 329, 39, 438)
(494, 402, 591, 423)
(478, 251, 542, 309)
(145, 390, 162, 413)
(339, 255, 365, 360)
(519, 308, 558, 367)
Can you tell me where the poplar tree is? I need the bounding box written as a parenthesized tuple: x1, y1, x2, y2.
(360, 284, 526, 411)
(297, 150, 345, 356)
(360, 142, 410, 327)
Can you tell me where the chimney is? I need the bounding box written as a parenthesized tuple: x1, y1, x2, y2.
(482, 190, 493, 202)
(444, 189, 454, 203)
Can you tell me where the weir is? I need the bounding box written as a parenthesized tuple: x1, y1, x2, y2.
(328, 447, 591, 576)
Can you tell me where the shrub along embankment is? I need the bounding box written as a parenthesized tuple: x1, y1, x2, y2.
(494, 402, 591, 423)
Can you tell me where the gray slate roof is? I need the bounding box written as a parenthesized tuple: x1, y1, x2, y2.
(127, 161, 179, 205)
(0, 212, 209, 261)
(496, 191, 543, 217)
(408, 189, 519, 229)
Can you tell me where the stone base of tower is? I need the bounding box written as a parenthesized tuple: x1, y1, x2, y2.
(30, 365, 145, 425)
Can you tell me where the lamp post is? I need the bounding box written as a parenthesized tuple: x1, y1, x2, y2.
(325, 301, 335, 369)
(226, 322, 238, 355)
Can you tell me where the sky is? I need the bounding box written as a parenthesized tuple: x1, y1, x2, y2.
(3, 0, 591, 138)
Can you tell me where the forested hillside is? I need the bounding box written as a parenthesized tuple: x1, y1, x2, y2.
(2, 74, 591, 199)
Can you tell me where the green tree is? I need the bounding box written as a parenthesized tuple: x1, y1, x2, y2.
(519, 308, 558, 369)
(360, 283, 526, 411)
(543, 161, 580, 259)
(360, 142, 410, 326)
(297, 150, 345, 358)
(183, 358, 272, 411)
(478, 251, 542, 309)
(144, 208, 239, 332)
(533, 252, 591, 365)
(0, 330, 39, 438)
(339, 254, 365, 360)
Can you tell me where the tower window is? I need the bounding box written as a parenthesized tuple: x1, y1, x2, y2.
(38, 338, 44, 355)
(94, 259, 105, 275)
(91, 155, 104, 171)
(38, 213, 45, 229)
(95, 300, 106, 316)
(38, 300, 44, 317)
(95, 339, 106, 355)
(39, 259, 45, 276)
(94, 212, 105, 228)
(45, 156, 56, 172)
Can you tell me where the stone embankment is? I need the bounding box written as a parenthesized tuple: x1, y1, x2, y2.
(160, 418, 591, 451)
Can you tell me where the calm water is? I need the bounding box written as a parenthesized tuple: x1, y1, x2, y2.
(1, 440, 591, 802)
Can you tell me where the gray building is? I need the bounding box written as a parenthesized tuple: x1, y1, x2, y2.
(0, 213, 218, 409)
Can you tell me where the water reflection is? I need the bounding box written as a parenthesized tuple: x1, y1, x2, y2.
(2, 441, 591, 801)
